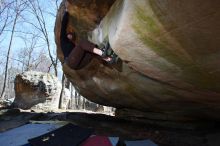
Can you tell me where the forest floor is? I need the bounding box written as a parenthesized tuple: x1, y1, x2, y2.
(1, 108, 220, 146)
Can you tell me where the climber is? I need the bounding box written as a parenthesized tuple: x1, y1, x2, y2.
(60, 1, 118, 70)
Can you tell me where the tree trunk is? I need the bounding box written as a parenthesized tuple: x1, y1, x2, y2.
(1, 12, 18, 99)
(28, 0, 58, 76)
(65, 78, 70, 89)
(78, 94, 81, 109)
(58, 73, 65, 109)
(82, 97, 85, 109)
(75, 91, 78, 109)
(69, 84, 74, 109)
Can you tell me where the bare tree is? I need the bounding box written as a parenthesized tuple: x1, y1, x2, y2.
(68, 84, 74, 109)
(27, 0, 58, 76)
(1, 0, 28, 99)
(0, 8, 9, 36)
(34, 53, 52, 72)
(58, 72, 65, 109)
(0, 1, 13, 41)
(17, 34, 39, 71)
(42, 0, 61, 18)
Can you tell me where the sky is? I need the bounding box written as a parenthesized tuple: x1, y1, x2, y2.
(1, 0, 58, 51)
(0, 0, 63, 79)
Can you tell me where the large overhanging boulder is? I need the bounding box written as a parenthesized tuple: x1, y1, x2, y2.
(55, 0, 220, 124)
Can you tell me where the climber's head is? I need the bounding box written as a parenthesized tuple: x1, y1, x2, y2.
(67, 32, 76, 42)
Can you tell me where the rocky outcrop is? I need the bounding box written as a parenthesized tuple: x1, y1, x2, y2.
(55, 0, 220, 130)
(12, 71, 70, 110)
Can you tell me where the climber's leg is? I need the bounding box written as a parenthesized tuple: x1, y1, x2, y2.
(66, 43, 85, 69)
(78, 39, 117, 63)
(78, 39, 103, 56)
(67, 39, 118, 69)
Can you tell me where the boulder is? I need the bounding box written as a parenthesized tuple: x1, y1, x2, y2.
(12, 71, 70, 110)
(55, 0, 220, 127)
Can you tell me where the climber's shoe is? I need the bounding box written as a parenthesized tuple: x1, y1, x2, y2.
(107, 52, 119, 64)
(101, 42, 113, 58)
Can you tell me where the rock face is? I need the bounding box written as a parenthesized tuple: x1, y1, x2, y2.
(12, 71, 70, 110)
(55, 0, 220, 125)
